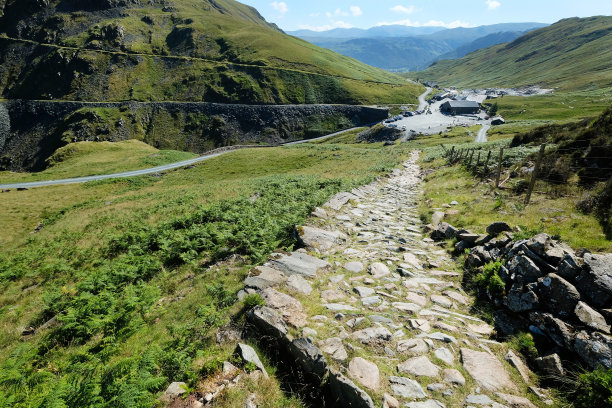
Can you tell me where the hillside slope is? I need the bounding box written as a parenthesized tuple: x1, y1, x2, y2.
(414, 16, 612, 90)
(0, 0, 421, 104)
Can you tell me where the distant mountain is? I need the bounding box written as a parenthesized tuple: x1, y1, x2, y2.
(414, 16, 612, 90)
(437, 31, 529, 60)
(0, 0, 421, 104)
(288, 25, 444, 39)
(290, 23, 547, 71)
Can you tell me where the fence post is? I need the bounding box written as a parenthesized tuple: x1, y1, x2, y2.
(467, 149, 474, 167)
(483, 150, 492, 175)
(525, 144, 546, 205)
(449, 146, 455, 163)
(476, 151, 481, 167)
(495, 148, 504, 188)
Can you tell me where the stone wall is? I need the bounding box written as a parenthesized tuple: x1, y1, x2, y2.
(429, 219, 612, 376)
(0, 100, 388, 171)
(0, 102, 8, 152)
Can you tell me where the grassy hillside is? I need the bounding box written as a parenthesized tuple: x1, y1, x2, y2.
(413, 16, 612, 91)
(0, 140, 196, 183)
(0, 0, 421, 104)
(0, 140, 410, 407)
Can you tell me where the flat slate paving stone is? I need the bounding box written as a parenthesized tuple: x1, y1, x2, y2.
(242, 152, 543, 408)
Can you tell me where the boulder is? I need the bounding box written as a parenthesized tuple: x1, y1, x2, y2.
(163, 382, 187, 400)
(574, 330, 612, 369)
(297, 226, 346, 250)
(260, 288, 307, 328)
(353, 327, 392, 345)
(369, 262, 391, 278)
(458, 232, 480, 244)
(383, 393, 400, 408)
(397, 338, 429, 355)
(388, 376, 427, 399)
(430, 222, 458, 241)
(432, 211, 445, 227)
(486, 222, 512, 236)
(244, 266, 287, 290)
(505, 350, 532, 384)
(496, 393, 537, 408)
(504, 284, 539, 313)
(442, 368, 465, 386)
(575, 301, 611, 333)
(508, 255, 543, 283)
(319, 337, 348, 361)
(267, 251, 329, 278)
(344, 261, 364, 273)
(575, 253, 612, 309)
(535, 354, 564, 377)
(405, 401, 446, 408)
(348, 357, 380, 390)
(557, 253, 582, 282)
(324, 192, 358, 210)
(538, 274, 581, 318)
(286, 275, 313, 295)
(461, 348, 518, 392)
(397, 355, 440, 377)
(327, 368, 375, 408)
(529, 312, 574, 349)
(247, 306, 288, 340)
(235, 343, 269, 378)
(288, 338, 328, 378)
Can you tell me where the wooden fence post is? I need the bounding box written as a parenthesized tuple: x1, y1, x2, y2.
(449, 146, 455, 162)
(467, 149, 474, 167)
(483, 150, 492, 176)
(476, 151, 481, 167)
(525, 144, 546, 205)
(495, 148, 504, 188)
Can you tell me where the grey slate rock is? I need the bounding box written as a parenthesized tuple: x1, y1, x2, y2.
(247, 306, 288, 340)
(505, 284, 539, 313)
(267, 252, 329, 278)
(508, 255, 543, 283)
(538, 273, 581, 318)
(529, 312, 574, 349)
(388, 376, 427, 399)
(486, 222, 512, 236)
(327, 368, 375, 408)
(575, 253, 612, 309)
(575, 301, 611, 333)
(574, 330, 612, 369)
(289, 338, 328, 378)
(235, 343, 269, 378)
(535, 354, 564, 377)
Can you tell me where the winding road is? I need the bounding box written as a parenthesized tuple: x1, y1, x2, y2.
(0, 127, 360, 190)
(476, 124, 490, 143)
(418, 87, 433, 112)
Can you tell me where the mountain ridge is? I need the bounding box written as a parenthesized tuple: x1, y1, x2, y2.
(0, 0, 421, 104)
(413, 16, 612, 90)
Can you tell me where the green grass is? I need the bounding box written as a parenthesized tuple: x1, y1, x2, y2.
(411, 16, 612, 91)
(0, 141, 412, 407)
(0, 0, 423, 104)
(0, 140, 197, 183)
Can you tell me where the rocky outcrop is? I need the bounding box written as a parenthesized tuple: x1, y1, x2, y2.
(0, 100, 388, 171)
(441, 225, 612, 373)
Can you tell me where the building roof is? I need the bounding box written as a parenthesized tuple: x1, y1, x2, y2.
(443, 100, 480, 108)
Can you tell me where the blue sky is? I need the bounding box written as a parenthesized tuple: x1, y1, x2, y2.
(239, 0, 612, 31)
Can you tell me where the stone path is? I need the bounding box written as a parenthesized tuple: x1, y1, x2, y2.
(241, 151, 549, 407)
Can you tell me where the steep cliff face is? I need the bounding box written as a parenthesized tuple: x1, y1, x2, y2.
(0, 101, 387, 171)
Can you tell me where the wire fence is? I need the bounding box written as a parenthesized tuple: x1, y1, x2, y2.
(443, 144, 612, 205)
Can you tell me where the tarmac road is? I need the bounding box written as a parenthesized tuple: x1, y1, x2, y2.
(418, 87, 432, 112)
(0, 127, 360, 190)
(476, 124, 490, 143)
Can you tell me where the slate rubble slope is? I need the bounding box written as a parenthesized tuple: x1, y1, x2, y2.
(242, 151, 549, 407)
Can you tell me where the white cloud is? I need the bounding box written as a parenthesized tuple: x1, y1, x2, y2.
(486, 0, 501, 10)
(375, 19, 473, 28)
(270, 1, 288, 15)
(309, 12, 321, 17)
(298, 21, 354, 32)
(390, 5, 416, 15)
(350, 6, 363, 16)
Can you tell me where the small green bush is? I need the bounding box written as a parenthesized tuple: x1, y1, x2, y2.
(243, 294, 266, 310)
(571, 367, 612, 408)
(476, 260, 505, 296)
